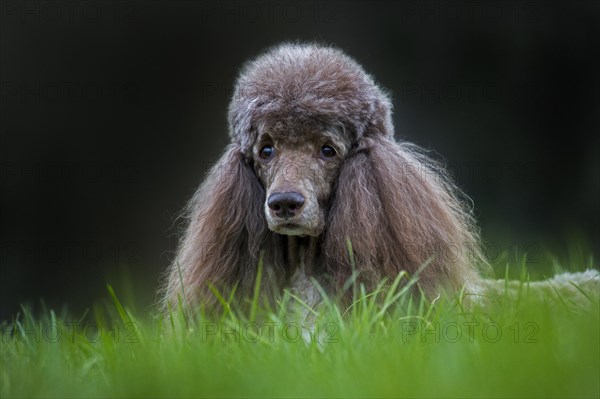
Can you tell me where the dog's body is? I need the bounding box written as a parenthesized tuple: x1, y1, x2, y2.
(162, 43, 489, 313)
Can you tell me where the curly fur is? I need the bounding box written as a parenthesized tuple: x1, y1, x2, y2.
(161, 42, 488, 313)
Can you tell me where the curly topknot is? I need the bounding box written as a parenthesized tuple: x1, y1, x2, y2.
(228, 42, 394, 153)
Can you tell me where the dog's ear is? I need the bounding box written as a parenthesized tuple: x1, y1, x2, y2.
(162, 144, 285, 313)
(324, 135, 484, 296)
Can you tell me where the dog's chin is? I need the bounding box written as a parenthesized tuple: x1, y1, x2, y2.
(269, 222, 321, 237)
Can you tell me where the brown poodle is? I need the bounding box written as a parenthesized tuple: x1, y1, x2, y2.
(162, 42, 486, 313)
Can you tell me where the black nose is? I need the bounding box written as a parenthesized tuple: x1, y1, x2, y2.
(267, 192, 305, 218)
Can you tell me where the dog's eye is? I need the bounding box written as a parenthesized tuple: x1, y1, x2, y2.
(259, 145, 275, 159)
(320, 145, 336, 158)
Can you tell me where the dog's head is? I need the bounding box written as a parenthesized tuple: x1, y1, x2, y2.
(164, 43, 484, 311)
(228, 43, 394, 236)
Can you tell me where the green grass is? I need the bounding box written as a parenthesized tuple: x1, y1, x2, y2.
(1, 259, 599, 398)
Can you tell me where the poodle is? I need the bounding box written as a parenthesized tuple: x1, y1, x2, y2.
(162, 42, 490, 313)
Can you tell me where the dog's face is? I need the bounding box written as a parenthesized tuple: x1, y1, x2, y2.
(252, 125, 351, 237)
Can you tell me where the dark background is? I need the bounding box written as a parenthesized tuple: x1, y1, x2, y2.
(1, 0, 599, 320)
